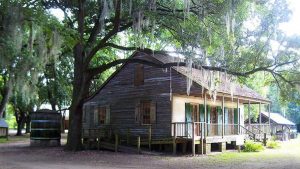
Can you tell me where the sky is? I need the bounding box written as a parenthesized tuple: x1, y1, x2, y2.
(49, 0, 300, 37)
(279, 0, 300, 36)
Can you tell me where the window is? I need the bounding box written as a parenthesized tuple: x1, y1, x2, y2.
(134, 64, 144, 86)
(141, 101, 151, 124)
(98, 107, 106, 124)
(135, 100, 156, 124)
(94, 106, 110, 125)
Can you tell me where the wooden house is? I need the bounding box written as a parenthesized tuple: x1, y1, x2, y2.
(82, 50, 271, 155)
(255, 112, 296, 140)
(0, 118, 8, 139)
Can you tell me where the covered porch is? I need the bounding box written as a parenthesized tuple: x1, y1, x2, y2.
(171, 92, 271, 155)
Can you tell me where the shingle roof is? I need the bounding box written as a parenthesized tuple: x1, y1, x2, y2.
(261, 112, 295, 125)
(149, 52, 269, 102)
(0, 119, 8, 128)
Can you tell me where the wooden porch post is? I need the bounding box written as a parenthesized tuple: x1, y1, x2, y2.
(204, 93, 207, 138)
(237, 98, 240, 134)
(222, 95, 225, 137)
(248, 100, 251, 127)
(192, 122, 195, 156)
(259, 102, 262, 139)
(173, 124, 177, 155)
(268, 103, 271, 135)
(259, 102, 262, 127)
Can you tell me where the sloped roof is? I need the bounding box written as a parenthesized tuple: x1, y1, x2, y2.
(0, 119, 8, 128)
(150, 52, 269, 102)
(87, 50, 269, 103)
(261, 111, 295, 125)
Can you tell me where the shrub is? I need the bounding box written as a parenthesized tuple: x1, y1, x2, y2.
(266, 140, 281, 149)
(243, 141, 264, 152)
(270, 135, 277, 141)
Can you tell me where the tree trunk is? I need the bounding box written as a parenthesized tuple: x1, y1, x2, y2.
(25, 115, 30, 133)
(16, 120, 23, 136)
(61, 109, 65, 133)
(66, 42, 91, 150)
(50, 103, 56, 111)
(0, 80, 12, 118)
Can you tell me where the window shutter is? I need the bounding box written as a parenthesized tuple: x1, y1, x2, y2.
(206, 105, 211, 124)
(234, 108, 238, 124)
(135, 102, 141, 123)
(199, 104, 205, 122)
(150, 101, 156, 124)
(106, 105, 110, 124)
(224, 108, 229, 124)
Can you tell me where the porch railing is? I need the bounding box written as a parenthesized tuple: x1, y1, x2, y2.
(224, 124, 239, 135)
(207, 123, 222, 136)
(171, 122, 205, 138)
(245, 124, 270, 135)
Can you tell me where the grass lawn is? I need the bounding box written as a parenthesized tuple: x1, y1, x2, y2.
(205, 135, 300, 166)
(0, 133, 30, 143)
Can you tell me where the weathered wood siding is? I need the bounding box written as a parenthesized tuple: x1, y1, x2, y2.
(83, 54, 203, 139)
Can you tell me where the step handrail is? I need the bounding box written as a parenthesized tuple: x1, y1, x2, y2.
(251, 125, 264, 134)
(239, 125, 256, 140)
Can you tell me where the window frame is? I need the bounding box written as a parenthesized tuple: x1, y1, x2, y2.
(140, 100, 151, 125)
(135, 100, 156, 125)
(94, 105, 110, 126)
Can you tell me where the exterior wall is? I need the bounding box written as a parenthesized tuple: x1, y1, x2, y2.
(172, 95, 244, 125)
(84, 60, 174, 139)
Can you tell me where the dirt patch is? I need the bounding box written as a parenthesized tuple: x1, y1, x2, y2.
(0, 135, 300, 169)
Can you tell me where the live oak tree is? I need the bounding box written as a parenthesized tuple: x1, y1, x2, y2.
(40, 0, 300, 150)
(0, 0, 63, 131)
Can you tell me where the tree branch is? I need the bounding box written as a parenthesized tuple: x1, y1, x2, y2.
(85, 22, 133, 65)
(104, 43, 137, 51)
(85, 0, 129, 66)
(87, 50, 299, 86)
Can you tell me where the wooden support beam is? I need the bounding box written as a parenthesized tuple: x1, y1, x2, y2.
(268, 104, 271, 135)
(248, 100, 251, 127)
(137, 136, 141, 154)
(259, 102, 262, 137)
(172, 137, 176, 155)
(222, 95, 225, 137)
(204, 93, 207, 138)
(148, 125, 152, 150)
(201, 122, 204, 155)
(6, 128, 8, 140)
(237, 98, 240, 134)
(192, 122, 195, 156)
(97, 137, 101, 150)
(115, 134, 118, 152)
(263, 133, 267, 146)
(173, 123, 177, 155)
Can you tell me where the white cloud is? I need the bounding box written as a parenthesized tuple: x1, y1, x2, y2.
(279, 0, 300, 36)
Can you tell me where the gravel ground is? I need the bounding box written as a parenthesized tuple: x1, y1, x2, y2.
(0, 135, 299, 169)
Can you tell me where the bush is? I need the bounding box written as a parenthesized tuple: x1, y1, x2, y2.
(266, 140, 281, 149)
(243, 141, 264, 152)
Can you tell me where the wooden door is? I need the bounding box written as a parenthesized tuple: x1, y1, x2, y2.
(185, 103, 199, 137)
(185, 103, 192, 137)
(192, 104, 200, 135)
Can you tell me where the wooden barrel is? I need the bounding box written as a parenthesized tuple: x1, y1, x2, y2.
(30, 109, 61, 147)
